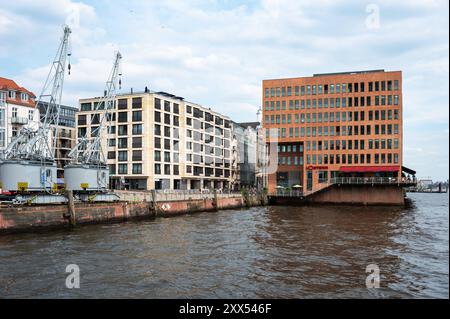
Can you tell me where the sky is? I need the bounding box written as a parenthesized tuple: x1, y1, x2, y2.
(0, 0, 448, 180)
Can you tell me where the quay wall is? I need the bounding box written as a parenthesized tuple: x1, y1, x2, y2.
(306, 184, 405, 205)
(272, 184, 405, 206)
(0, 194, 261, 235)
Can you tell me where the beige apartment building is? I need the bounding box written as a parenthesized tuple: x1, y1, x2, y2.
(77, 90, 235, 191)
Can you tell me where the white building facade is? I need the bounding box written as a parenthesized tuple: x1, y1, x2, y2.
(0, 77, 39, 151)
(77, 90, 237, 191)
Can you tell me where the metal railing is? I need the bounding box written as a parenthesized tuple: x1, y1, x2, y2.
(330, 177, 414, 185)
(114, 189, 243, 202)
(270, 177, 417, 198)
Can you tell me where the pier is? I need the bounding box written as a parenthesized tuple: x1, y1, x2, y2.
(0, 190, 264, 235)
(269, 177, 416, 206)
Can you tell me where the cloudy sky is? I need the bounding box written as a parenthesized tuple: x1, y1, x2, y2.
(0, 0, 448, 180)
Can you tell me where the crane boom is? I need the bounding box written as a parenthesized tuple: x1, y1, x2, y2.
(3, 25, 71, 161)
(0, 26, 71, 197)
(68, 52, 122, 165)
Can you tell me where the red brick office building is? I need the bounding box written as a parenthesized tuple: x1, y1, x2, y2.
(262, 70, 403, 193)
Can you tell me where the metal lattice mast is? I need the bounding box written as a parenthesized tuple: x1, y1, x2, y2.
(3, 26, 71, 161)
(68, 52, 122, 165)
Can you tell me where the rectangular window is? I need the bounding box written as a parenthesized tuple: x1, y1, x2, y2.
(132, 124, 142, 135)
(132, 164, 142, 174)
(118, 112, 128, 122)
(118, 164, 127, 174)
(118, 151, 128, 161)
(118, 99, 128, 109)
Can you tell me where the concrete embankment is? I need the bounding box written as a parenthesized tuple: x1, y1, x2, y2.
(0, 192, 264, 235)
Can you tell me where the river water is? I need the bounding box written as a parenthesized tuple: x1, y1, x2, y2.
(0, 193, 448, 299)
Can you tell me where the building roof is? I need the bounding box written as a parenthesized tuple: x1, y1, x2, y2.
(0, 76, 36, 98)
(238, 122, 260, 129)
(0, 76, 36, 108)
(313, 69, 385, 77)
(37, 100, 78, 111)
(263, 69, 401, 82)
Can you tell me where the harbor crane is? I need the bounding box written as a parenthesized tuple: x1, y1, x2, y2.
(64, 52, 122, 202)
(0, 26, 72, 204)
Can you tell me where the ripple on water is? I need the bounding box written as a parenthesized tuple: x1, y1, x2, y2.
(0, 193, 448, 298)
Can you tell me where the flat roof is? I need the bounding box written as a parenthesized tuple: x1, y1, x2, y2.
(263, 69, 400, 81)
(313, 69, 385, 77)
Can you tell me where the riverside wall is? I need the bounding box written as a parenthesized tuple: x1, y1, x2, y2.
(0, 193, 263, 235)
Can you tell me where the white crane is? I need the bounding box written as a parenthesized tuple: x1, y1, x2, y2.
(64, 52, 122, 201)
(0, 26, 71, 203)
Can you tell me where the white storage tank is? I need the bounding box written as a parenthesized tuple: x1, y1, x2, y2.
(64, 164, 109, 191)
(0, 160, 57, 192)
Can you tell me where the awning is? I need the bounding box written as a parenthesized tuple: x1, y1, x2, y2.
(402, 166, 416, 175)
(339, 166, 400, 173)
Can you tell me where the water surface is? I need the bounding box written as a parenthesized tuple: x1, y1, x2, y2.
(0, 193, 448, 298)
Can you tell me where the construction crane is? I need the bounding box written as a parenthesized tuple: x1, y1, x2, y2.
(64, 52, 122, 202)
(0, 26, 72, 204)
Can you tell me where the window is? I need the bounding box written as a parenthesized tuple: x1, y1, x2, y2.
(118, 99, 128, 109)
(164, 101, 170, 112)
(132, 111, 142, 122)
(154, 111, 161, 122)
(118, 164, 127, 174)
(154, 137, 161, 148)
(154, 164, 161, 174)
(132, 164, 142, 174)
(132, 124, 142, 135)
(21, 93, 28, 101)
(394, 95, 399, 105)
(132, 137, 142, 148)
(118, 151, 128, 161)
(155, 98, 161, 110)
(118, 112, 128, 122)
(154, 150, 161, 161)
(394, 80, 399, 90)
(164, 113, 170, 125)
(118, 138, 127, 148)
(132, 150, 142, 161)
(80, 103, 92, 111)
(118, 125, 128, 136)
(132, 97, 142, 109)
(8, 91, 16, 99)
(164, 151, 170, 162)
(164, 139, 171, 150)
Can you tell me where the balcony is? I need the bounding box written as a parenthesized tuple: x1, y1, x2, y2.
(11, 117, 29, 125)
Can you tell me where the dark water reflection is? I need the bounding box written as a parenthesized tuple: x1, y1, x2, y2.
(0, 193, 448, 298)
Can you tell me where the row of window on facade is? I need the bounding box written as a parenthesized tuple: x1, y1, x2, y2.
(264, 80, 400, 98)
(0, 90, 30, 101)
(266, 109, 400, 125)
(264, 95, 399, 111)
(109, 163, 231, 178)
(80, 98, 231, 128)
(267, 124, 400, 139)
(278, 152, 399, 166)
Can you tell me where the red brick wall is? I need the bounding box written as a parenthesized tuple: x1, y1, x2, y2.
(0, 196, 249, 234)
